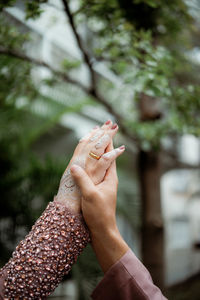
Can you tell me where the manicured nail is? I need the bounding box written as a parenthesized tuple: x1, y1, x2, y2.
(111, 123, 118, 129)
(105, 120, 111, 125)
(119, 145, 125, 150)
(93, 125, 99, 129)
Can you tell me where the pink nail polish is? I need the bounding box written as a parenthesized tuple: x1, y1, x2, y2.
(105, 120, 111, 125)
(119, 145, 125, 150)
(111, 123, 118, 130)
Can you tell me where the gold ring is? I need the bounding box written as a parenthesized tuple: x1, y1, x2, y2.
(89, 151, 101, 160)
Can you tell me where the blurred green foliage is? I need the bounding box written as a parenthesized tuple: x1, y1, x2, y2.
(0, 26, 63, 264)
(77, 0, 200, 149)
(0, 16, 77, 264)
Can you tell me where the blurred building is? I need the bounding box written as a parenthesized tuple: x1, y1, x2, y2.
(162, 135, 200, 285)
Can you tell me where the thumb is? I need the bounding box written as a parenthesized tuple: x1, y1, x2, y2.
(70, 164, 95, 199)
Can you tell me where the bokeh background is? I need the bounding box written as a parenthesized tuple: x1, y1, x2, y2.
(1, 0, 200, 299)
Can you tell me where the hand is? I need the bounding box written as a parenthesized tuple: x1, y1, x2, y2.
(70, 149, 119, 236)
(55, 120, 125, 213)
(71, 147, 129, 273)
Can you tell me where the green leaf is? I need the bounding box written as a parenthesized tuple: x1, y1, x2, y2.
(61, 59, 81, 71)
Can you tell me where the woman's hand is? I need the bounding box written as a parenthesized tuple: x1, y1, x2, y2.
(55, 120, 125, 213)
(71, 150, 129, 273)
(71, 153, 118, 235)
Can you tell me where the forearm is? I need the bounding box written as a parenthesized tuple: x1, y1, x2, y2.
(91, 226, 129, 274)
(0, 199, 90, 299)
(91, 226, 167, 300)
(91, 222, 167, 300)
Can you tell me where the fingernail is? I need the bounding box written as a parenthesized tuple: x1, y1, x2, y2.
(111, 123, 118, 130)
(93, 125, 99, 129)
(105, 120, 111, 125)
(119, 145, 125, 150)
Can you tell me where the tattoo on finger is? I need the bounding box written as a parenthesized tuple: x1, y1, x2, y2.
(95, 134, 110, 149)
(89, 130, 104, 142)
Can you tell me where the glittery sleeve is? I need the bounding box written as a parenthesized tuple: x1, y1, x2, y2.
(0, 201, 90, 299)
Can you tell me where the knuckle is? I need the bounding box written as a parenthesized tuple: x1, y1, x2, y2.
(78, 138, 84, 143)
(80, 137, 89, 143)
(78, 139, 86, 146)
(79, 132, 91, 144)
(101, 154, 110, 162)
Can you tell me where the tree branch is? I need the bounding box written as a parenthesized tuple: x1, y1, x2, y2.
(0, 46, 140, 146)
(90, 89, 140, 145)
(62, 0, 96, 91)
(0, 46, 89, 94)
(60, 1, 140, 145)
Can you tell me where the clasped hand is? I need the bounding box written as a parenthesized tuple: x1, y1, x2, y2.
(55, 120, 129, 273)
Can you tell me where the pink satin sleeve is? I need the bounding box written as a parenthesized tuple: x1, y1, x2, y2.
(91, 249, 168, 300)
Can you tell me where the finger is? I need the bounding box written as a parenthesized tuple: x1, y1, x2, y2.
(75, 123, 110, 163)
(70, 164, 95, 199)
(88, 128, 105, 143)
(105, 140, 114, 152)
(101, 119, 113, 130)
(88, 120, 113, 143)
(102, 145, 125, 162)
(97, 145, 125, 170)
(79, 126, 100, 143)
(104, 160, 118, 185)
(90, 123, 118, 156)
(74, 126, 100, 155)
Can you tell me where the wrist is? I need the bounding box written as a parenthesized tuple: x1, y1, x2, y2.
(91, 225, 129, 273)
(54, 195, 81, 214)
(87, 213, 118, 238)
(91, 223, 119, 241)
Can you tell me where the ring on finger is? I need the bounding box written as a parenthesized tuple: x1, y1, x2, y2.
(89, 151, 101, 160)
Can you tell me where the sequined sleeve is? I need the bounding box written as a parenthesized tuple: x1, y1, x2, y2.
(0, 201, 90, 299)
